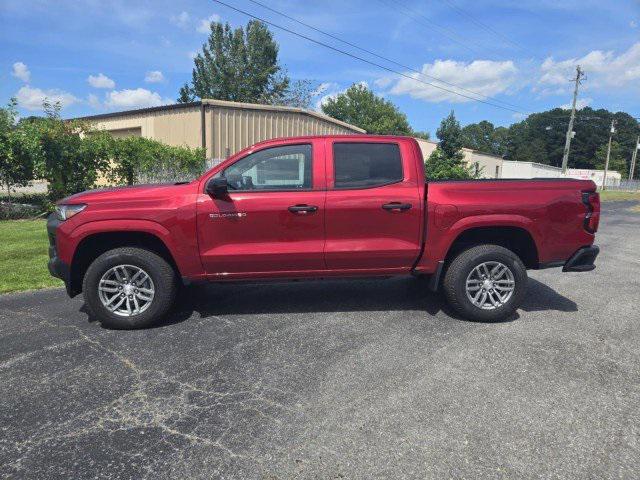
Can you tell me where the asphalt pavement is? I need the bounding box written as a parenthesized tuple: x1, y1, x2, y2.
(1, 201, 639, 479)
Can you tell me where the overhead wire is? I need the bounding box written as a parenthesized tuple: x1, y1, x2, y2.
(211, 0, 529, 114)
(245, 0, 527, 111)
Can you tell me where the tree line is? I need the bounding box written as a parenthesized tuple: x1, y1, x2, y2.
(460, 108, 639, 178)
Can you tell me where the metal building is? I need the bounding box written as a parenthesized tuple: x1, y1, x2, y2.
(75, 99, 365, 163)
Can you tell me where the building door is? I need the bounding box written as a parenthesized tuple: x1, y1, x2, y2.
(197, 140, 326, 278)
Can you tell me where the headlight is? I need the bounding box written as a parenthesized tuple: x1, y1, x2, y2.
(54, 204, 87, 221)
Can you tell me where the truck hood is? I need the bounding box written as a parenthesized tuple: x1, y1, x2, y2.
(60, 182, 196, 204)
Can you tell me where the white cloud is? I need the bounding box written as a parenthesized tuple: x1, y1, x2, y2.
(383, 59, 519, 103)
(15, 86, 79, 111)
(560, 97, 592, 110)
(11, 62, 30, 82)
(197, 14, 221, 34)
(187, 50, 199, 60)
(539, 42, 640, 89)
(87, 73, 115, 89)
(171, 11, 190, 28)
(144, 70, 164, 83)
(104, 88, 172, 109)
(631, 20, 638, 29)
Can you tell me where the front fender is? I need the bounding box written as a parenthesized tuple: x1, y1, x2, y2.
(58, 219, 200, 279)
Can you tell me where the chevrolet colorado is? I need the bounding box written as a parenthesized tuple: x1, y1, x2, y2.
(47, 135, 600, 329)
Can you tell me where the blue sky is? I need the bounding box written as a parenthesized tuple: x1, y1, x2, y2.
(1, 0, 639, 135)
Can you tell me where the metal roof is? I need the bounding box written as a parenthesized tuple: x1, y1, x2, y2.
(70, 99, 365, 133)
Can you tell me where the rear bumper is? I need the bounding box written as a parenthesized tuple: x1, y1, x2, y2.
(562, 245, 600, 272)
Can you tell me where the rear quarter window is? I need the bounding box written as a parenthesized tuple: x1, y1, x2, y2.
(333, 143, 403, 189)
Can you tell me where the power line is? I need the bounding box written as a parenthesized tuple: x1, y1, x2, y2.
(439, 0, 530, 55)
(376, 0, 503, 61)
(246, 0, 527, 111)
(211, 0, 528, 114)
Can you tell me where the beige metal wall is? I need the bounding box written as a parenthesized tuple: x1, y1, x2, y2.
(208, 106, 359, 160)
(88, 105, 202, 151)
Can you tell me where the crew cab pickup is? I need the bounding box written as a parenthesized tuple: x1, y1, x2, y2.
(47, 135, 600, 329)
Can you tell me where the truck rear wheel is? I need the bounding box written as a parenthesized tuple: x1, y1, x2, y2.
(82, 247, 178, 329)
(443, 244, 527, 322)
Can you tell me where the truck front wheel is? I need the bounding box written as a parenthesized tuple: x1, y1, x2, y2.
(82, 247, 178, 329)
(443, 244, 527, 322)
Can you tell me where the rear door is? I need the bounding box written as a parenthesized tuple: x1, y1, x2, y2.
(324, 139, 423, 271)
(197, 139, 326, 277)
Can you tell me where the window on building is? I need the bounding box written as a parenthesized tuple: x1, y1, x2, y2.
(495, 165, 500, 178)
(223, 144, 312, 190)
(333, 143, 403, 189)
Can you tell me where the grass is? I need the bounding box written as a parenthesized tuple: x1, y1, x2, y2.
(0, 220, 62, 294)
(598, 190, 640, 202)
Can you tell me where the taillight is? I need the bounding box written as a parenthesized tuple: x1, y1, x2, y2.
(581, 191, 600, 233)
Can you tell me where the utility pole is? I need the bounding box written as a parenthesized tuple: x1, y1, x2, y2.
(561, 65, 585, 174)
(602, 119, 616, 190)
(629, 135, 639, 181)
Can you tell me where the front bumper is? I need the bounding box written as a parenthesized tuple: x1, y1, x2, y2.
(563, 245, 600, 272)
(47, 213, 73, 295)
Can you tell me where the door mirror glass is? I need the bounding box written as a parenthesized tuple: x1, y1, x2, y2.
(206, 177, 229, 198)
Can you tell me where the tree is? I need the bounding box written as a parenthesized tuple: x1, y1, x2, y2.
(412, 130, 431, 141)
(271, 79, 317, 109)
(0, 98, 35, 200)
(461, 120, 507, 157)
(594, 141, 627, 178)
(321, 83, 413, 135)
(178, 20, 289, 105)
(33, 101, 112, 201)
(425, 111, 473, 180)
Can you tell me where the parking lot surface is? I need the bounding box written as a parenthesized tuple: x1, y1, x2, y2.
(1, 202, 639, 479)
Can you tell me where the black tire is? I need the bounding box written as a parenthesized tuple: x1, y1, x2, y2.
(442, 244, 527, 322)
(82, 247, 178, 329)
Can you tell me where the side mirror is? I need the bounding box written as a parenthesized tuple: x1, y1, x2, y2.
(206, 177, 229, 198)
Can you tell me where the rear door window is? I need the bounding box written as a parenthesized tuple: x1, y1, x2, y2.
(333, 143, 403, 189)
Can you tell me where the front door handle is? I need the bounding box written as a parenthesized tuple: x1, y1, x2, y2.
(382, 202, 412, 211)
(288, 204, 318, 213)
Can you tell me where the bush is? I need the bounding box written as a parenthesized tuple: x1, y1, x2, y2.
(0, 201, 41, 220)
(0, 192, 48, 207)
(107, 137, 206, 185)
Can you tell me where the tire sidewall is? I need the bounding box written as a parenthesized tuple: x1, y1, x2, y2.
(447, 246, 527, 322)
(83, 249, 175, 329)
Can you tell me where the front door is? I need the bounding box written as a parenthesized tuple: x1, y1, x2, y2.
(197, 140, 326, 278)
(324, 140, 423, 271)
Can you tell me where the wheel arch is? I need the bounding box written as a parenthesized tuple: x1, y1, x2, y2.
(444, 225, 540, 269)
(69, 231, 180, 296)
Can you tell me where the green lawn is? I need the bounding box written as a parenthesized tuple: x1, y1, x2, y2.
(0, 220, 63, 294)
(598, 190, 640, 202)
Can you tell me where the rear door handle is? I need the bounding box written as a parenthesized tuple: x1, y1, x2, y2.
(382, 202, 412, 211)
(288, 204, 318, 213)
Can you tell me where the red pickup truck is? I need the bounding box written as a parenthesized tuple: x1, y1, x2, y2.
(47, 135, 600, 329)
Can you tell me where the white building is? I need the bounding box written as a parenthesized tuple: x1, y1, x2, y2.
(566, 168, 621, 187)
(501, 161, 563, 178)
